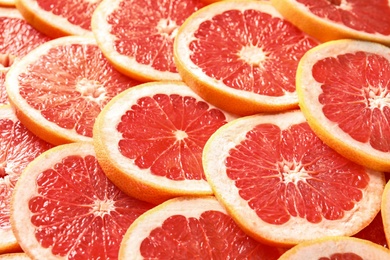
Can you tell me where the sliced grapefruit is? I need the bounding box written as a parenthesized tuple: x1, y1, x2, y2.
(15, 0, 100, 38)
(271, 0, 390, 45)
(297, 39, 390, 172)
(203, 109, 385, 247)
(6, 35, 141, 145)
(353, 211, 387, 248)
(120, 196, 285, 259)
(0, 105, 53, 254)
(93, 81, 236, 204)
(174, 0, 318, 116)
(92, 0, 205, 82)
(278, 236, 390, 259)
(10, 142, 155, 259)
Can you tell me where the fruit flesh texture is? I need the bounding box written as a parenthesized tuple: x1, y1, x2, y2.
(295, 0, 390, 35)
(117, 93, 228, 181)
(226, 122, 369, 224)
(35, 0, 101, 30)
(28, 153, 154, 259)
(0, 116, 52, 236)
(189, 8, 318, 96)
(139, 211, 283, 259)
(107, 0, 205, 73)
(0, 16, 51, 57)
(16, 43, 140, 138)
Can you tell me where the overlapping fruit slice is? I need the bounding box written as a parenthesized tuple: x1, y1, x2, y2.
(10, 142, 155, 259)
(120, 196, 285, 259)
(174, 0, 318, 116)
(297, 39, 390, 172)
(15, 0, 101, 38)
(203, 109, 385, 246)
(271, 0, 390, 45)
(0, 105, 53, 254)
(278, 236, 390, 259)
(6, 35, 141, 145)
(92, 0, 205, 82)
(93, 81, 235, 204)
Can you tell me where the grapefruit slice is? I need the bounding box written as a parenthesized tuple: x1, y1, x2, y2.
(92, 0, 205, 82)
(278, 236, 390, 259)
(6, 35, 141, 145)
(297, 39, 390, 172)
(10, 142, 155, 259)
(203, 109, 385, 247)
(15, 0, 100, 38)
(93, 81, 236, 204)
(174, 0, 318, 116)
(120, 196, 285, 259)
(0, 105, 53, 254)
(271, 0, 390, 45)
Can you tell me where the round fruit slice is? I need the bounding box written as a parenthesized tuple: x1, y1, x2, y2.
(6, 35, 141, 145)
(92, 0, 205, 82)
(297, 39, 390, 172)
(15, 0, 100, 38)
(174, 0, 318, 116)
(0, 105, 53, 254)
(0, 6, 51, 59)
(10, 142, 155, 260)
(271, 0, 390, 45)
(93, 81, 235, 204)
(120, 196, 285, 259)
(278, 236, 390, 259)
(203, 109, 385, 247)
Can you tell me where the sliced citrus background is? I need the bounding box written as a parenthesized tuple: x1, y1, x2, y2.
(174, 0, 318, 116)
(297, 39, 390, 172)
(271, 0, 390, 45)
(6, 35, 141, 145)
(0, 105, 53, 254)
(10, 142, 155, 259)
(92, 0, 205, 82)
(203, 109, 385, 247)
(278, 236, 390, 259)
(15, 0, 100, 38)
(93, 81, 236, 204)
(120, 196, 285, 259)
